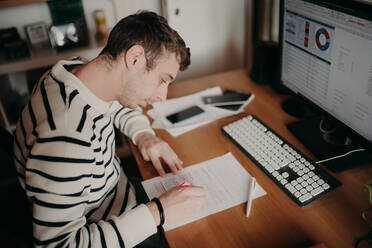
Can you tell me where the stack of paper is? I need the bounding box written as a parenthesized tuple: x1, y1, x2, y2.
(148, 86, 253, 136)
(142, 153, 266, 231)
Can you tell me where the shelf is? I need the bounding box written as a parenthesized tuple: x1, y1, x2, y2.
(0, 39, 105, 75)
(0, 0, 47, 8)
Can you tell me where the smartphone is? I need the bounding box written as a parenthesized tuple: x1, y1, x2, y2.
(215, 104, 243, 111)
(166, 106, 205, 124)
(202, 92, 253, 106)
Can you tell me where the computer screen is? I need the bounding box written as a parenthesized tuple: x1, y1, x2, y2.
(279, 0, 372, 146)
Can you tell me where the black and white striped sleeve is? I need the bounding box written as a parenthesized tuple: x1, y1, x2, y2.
(109, 101, 155, 144)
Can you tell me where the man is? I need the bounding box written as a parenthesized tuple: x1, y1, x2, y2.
(13, 11, 206, 247)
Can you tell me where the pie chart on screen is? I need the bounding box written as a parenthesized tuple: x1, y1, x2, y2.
(315, 27, 330, 51)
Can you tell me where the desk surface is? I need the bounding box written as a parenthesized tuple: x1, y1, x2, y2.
(129, 69, 372, 248)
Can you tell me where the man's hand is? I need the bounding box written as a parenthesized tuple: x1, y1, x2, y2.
(135, 131, 183, 176)
(146, 186, 206, 226)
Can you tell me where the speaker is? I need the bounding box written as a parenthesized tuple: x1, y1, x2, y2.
(250, 41, 280, 85)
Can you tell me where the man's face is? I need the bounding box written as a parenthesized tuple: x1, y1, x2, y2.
(120, 52, 180, 109)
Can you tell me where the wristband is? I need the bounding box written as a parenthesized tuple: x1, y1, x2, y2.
(151, 197, 164, 226)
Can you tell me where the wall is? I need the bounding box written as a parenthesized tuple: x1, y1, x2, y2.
(162, 0, 246, 81)
(112, 0, 161, 19)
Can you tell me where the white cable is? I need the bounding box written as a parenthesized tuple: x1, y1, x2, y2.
(315, 148, 366, 164)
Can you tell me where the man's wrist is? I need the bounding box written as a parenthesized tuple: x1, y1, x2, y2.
(134, 130, 155, 145)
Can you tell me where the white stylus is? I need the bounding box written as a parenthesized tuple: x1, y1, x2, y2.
(246, 177, 256, 217)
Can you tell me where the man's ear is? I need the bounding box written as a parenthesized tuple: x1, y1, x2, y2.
(124, 45, 146, 71)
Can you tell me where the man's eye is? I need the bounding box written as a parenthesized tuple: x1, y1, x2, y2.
(161, 80, 167, 85)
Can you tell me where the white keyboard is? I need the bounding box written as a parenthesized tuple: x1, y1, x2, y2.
(222, 115, 341, 206)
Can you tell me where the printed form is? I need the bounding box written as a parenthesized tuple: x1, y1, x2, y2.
(142, 153, 266, 230)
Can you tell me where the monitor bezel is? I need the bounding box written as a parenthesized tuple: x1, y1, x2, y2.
(278, 0, 372, 151)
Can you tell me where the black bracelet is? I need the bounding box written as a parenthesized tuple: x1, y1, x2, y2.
(151, 197, 164, 226)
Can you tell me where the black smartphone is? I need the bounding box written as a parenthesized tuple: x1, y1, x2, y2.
(202, 92, 253, 106)
(215, 104, 243, 111)
(166, 106, 205, 124)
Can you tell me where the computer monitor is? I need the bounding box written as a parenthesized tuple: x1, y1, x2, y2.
(278, 0, 372, 171)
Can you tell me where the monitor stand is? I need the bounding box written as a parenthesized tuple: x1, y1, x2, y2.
(287, 116, 372, 172)
(282, 97, 319, 119)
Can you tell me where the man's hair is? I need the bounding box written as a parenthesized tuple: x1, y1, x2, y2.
(100, 11, 190, 71)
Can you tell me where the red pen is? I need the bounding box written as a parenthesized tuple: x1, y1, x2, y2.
(178, 179, 193, 187)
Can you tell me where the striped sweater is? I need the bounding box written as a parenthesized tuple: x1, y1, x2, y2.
(13, 59, 157, 247)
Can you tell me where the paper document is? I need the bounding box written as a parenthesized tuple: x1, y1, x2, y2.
(141, 153, 266, 230)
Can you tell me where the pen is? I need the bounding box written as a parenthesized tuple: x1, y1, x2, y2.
(246, 177, 256, 217)
(179, 180, 193, 187)
(177, 175, 193, 187)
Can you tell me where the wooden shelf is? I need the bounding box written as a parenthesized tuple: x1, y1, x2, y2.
(0, 0, 47, 8)
(0, 39, 105, 75)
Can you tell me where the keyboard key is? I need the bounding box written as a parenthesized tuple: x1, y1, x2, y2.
(294, 191, 302, 198)
(302, 174, 309, 180)
(307, 178, 314, 184)
(280, 179, 288, 185)
(299, 193, 312, 202)
(306, 185, 313, 192)
(311, 182, 319, 188)
(311, 187, 324, 196)
(301, 181, 308, 187)
(280, 160, 289, 167)
(285, 184, 297, 193)
(272, 163, 280, 170)
(265, 165, 274, 173)
(322, 183, 330, 190)
(300, 188, 308, 195)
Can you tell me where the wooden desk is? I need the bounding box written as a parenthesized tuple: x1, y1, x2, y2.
(129, 69, 372, 248)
